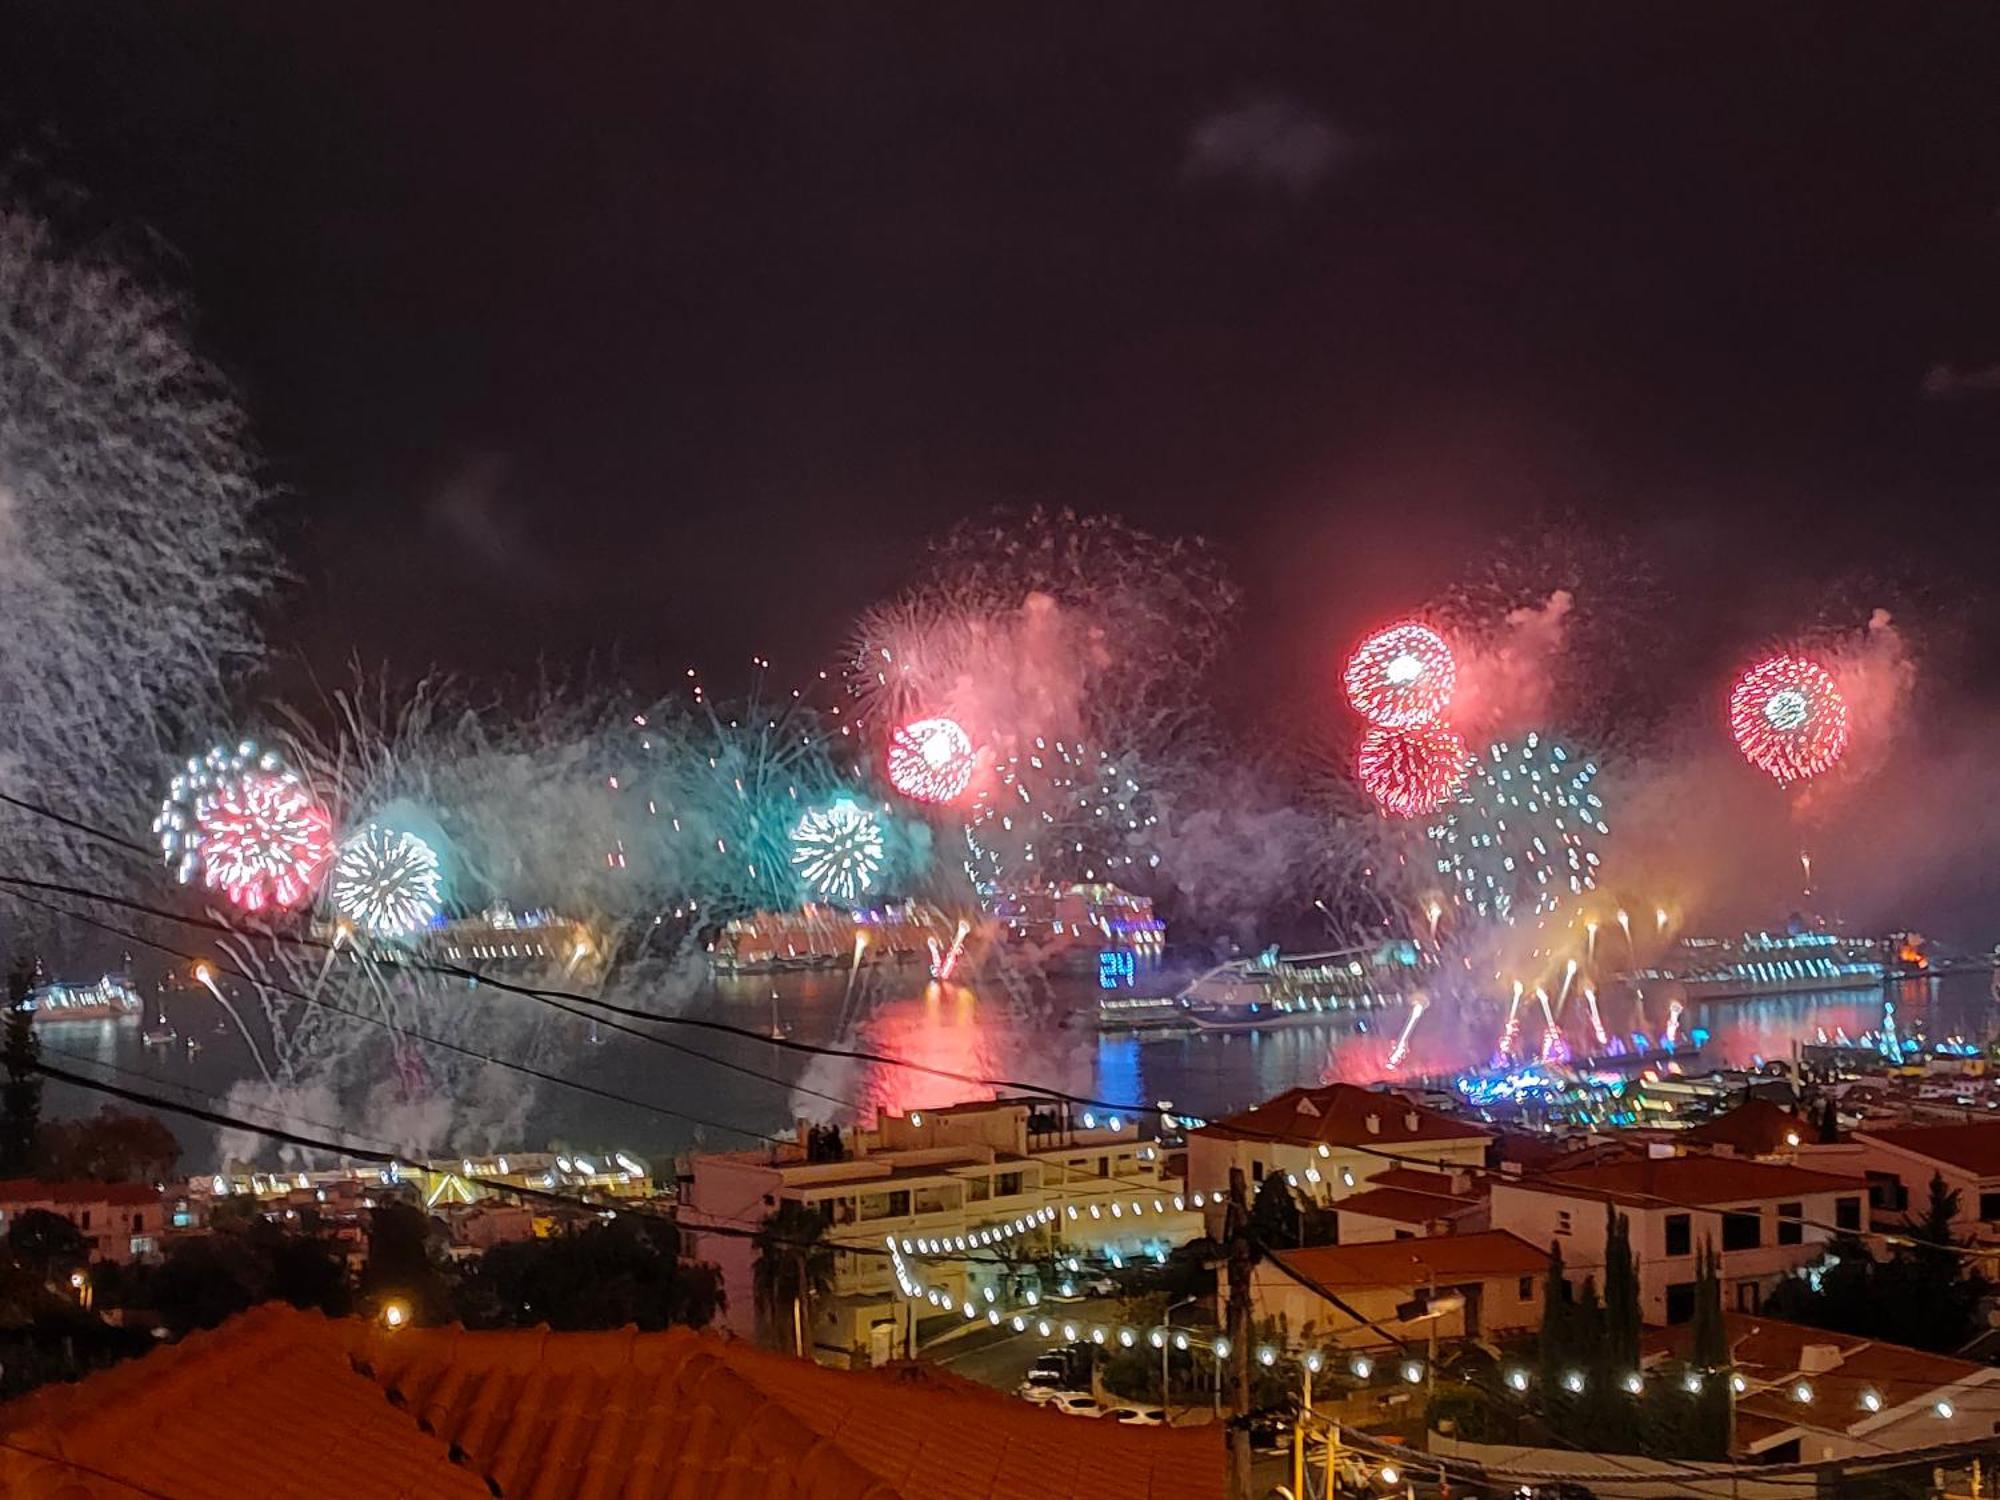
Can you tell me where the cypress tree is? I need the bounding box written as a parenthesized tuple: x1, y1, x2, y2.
(0, 963, 41, 1176)
(1603, 1202, 1641, 1375)
(1538, 1239, 1571, 1390)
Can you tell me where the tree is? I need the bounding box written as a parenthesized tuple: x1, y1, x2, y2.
(1602, 1202, 1641, 1375)
(0, 964, 41, 1176)
(7, 1208, 87, 1283)
(1816, 1097, 1840, 1144)
(147, 1233, 268, 1334)
(1246, 1173, 1300, 1251)
(753, 1201, 834, 1357)
(458, 1218, 722, 1332)
(41, 1109, 179, 1183)
(1537, 1239, 1571, 1391)
(1687, 1241, 1731, 1460)
(358, 1203, 455, 1323)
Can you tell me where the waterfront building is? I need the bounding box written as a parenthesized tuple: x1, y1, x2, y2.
(1489, 1154, 1868, 1324)
(681, 1098, 1203, 1365)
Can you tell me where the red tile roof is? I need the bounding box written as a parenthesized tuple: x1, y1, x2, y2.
(0, 1304, 491, 1499)
(0, 1303, 1223, 1500)
(1364, 1167, 1487, 1199)
(0, 1179, 160, 1207)
(1335, 1187, 1482, 1227)
(1682, 1099, 1811, 1155)
(1269, 1231, 1548, 1292)
(1642, 1314, 1999, 1453)
(1505, 1155, 1864, 1209)
(1859, 1122, 2000, 1176)
(1196, 1086, 1488, 1151)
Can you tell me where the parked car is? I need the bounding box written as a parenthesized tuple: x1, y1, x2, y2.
(1102, 1404, 1165, 1426)
(1051, 1393, 1105, 1419)
(1017, 1371, 1067, 1404)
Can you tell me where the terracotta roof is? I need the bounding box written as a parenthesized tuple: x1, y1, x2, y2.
(0, 1179, 160, 1207)
(1196, 1086, 1488, 1151)
(1682, 1099, 1810, 1155)
(1335, 1188, 1480, 1227)
(1858, 1122, 2000, 1176)
(0, 1304, 491, 1499)
(0, 1303, 1222, 1500)
(1269, 1231, 1547, 1292)
(1502, 1155, 1864, 1209)
(1364, 1167, 1487, 1199)
(1642, 1314, 1998, 1453)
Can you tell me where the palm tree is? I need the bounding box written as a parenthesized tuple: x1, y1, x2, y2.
(753, 1200, 836, 1358)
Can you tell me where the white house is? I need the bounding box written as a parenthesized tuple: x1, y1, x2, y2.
(1187, 1084, 1490, 1235)
(681, 1100, 1201, 1365)
(1489, 1154, 1867, 1324)
(1849, 1121, 2000, 1254)
(1249, 1230, 1549, 1348)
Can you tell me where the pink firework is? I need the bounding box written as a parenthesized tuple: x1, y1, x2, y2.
(1343, 622, 1455, 729)
(196, 770, 334, 911)
(1358, 724, 1468, 819)
(886, 716, 976, 804)
(1729, 654, 1850, 784)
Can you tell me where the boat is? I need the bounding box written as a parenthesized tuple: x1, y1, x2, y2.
(1619, 931, 1884, 1004)
(23, 975, 143, 1023)
(1171, 943, 1427, 1033)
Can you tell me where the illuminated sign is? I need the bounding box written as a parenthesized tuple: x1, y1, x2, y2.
(1098, 949, 1136, 990)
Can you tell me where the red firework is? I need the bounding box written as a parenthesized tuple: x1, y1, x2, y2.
(1343, 622, 1456, 729)
(1358, 724, 1469, 818)
(1729, 654, 1850, 784)
(196, 770, 334, 911)
(886, 716, 977, 804)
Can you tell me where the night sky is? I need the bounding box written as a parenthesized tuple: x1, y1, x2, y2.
(6, 5, 2000, 706)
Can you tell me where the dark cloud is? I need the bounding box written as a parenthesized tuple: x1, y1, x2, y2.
(1921, 363, 2000, 398)
(1182, 93, 1358, 198)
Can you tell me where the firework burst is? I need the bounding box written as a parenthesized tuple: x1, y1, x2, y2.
(1358, 724, 1468, 818)
(1729, 654, 1850, 784)
(964, 738, 1154, 887)
(886, 716, 977, 804)
(1343, 622, 1456, 729)
(331, 825, 443, 936)
(196, 767, 334, 912)
(1430, 730, 1606, 922)
(791, 798, 885, 904)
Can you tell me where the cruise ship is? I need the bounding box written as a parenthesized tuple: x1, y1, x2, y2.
(1619, 930, 1885, 1003)
(25, 974, 144, 1022)
(1098, 941, 1426, 1033)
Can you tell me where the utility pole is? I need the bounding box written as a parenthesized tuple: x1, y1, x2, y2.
(1225, 1165, 1254, 1500)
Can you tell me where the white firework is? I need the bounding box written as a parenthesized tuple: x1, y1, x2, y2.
(790, 798, 884, 905)
(331, 825, 442, 936)
(1429, 731, 1608, 923)
(153, 739, 285, 885)
(964, 738, 1155, 887)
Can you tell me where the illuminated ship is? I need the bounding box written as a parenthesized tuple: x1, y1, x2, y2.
(1165, 942, 1425, 1032)
(1619, 931, 1884, 1004)
(709, 901, 946, 974)
(24, 974, 144, 1022)
(983, 881, 1165, 953)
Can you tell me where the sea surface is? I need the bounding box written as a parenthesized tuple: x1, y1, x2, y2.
(32, 959, 1997, 1173)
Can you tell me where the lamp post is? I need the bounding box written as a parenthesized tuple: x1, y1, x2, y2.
(1161, 1295, 1196, 1419)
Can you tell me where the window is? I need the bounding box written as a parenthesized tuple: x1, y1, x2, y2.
(1778, 1202, 1804, 1246)
(1098, 1156, 1110, 1178)
(1735, 1281, 1761, 1313)
(1835, 1196, 1862, 1231)
(857, 1190, 911, 1222)
(1518, 1276, 1535, 1301)
(1665, 1282, 1696, 1324)
(1394, 1229, 1414, 1241)
(1721, 1211, 1762, 1251)
(1251, 1160, 1265, 1182)
(912, 1185, 953, 1216)
(80, 1211, 91, 1231)
(995, 1171, 1024, 1198)
(1665, 1213, 1692, 1257)
(1981, 1192, 2000, 1224)
(131, 1212, 144, 1233)
(966, 1176, 992, 1203)
(1555, 1209, 1572, 1238)
(1867, 1172, 1908, 1213)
